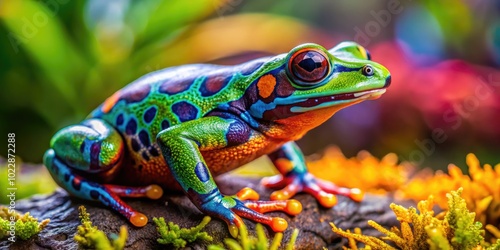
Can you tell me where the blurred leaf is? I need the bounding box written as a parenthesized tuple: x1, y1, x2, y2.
(0, 0, 86, 117)
(133, 0, 229, 49)
(135, 13, 330, 71)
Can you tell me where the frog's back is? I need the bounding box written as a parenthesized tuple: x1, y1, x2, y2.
(91, 60, 265, 137)
(86, 60, 268, 186)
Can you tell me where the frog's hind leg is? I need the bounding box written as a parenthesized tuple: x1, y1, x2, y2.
(43, 118, 162, 227)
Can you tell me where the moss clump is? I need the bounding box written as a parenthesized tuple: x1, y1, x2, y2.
(0, 206, 49, 240)
(153, 216, 213, 248)
(331, 188, 499, 250)
(401, 153, 500, 242)
(208, 223, 299, 250)
(74, 206, 127, 250)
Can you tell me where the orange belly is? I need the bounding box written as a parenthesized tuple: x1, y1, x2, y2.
(113, 133, 284, 191)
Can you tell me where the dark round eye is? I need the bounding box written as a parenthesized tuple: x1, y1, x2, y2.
(289, 50, 329, 84)
(362, 65, 375, 76)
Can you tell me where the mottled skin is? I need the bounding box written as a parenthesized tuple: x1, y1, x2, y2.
(44, 42, 391, 236)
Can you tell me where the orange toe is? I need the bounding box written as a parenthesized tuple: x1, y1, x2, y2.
(146, 184, 163, 200)
(285, 199, 302, 215)
(317, 193, 337, 208)
(236, 187, 259, 201)
(349, 188, 364, 202)
(270, 217, 288, 232)
(130, 212, 148, 227)
(270, 190, 291, 201)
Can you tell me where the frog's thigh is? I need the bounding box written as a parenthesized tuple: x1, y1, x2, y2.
(156, 115, 250, 196)
(49, 118, 124, 174)
(43, 149, 152, 227)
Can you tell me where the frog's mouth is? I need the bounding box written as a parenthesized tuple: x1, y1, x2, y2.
(289, 88, 386, 113)
(260, 88, 387, 120)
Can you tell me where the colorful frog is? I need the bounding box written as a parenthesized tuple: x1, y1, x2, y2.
(44, 41, 391, 236)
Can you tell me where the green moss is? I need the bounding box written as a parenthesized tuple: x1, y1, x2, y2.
(0, 206, 49, 240)
(445, 188, 484, 249)
(154, 216, 213, 248)
(74, 206, 128, 250)
(208, 223, 299, 250)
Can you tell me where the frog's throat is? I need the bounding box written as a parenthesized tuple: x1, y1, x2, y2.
(259, 89, 384, 140)
(265, 101, 358, 141)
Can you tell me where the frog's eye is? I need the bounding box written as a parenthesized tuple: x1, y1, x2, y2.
(362, 65, 375, 76)
(289, 49, 329, 84)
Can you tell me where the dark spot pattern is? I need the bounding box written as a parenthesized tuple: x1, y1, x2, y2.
(194, 162, 210, 182)
(120, 84, 151, 103)
(199, 75, 231, 97)
(161, 120, 170, 130)
(116, 114, 124, 126)
(90, 190, 100, 200)
(225, 120, 251, 146)
(275, 71, 295, 98)
(141, 151, 150, 161)
(89, 142, 101, 171)
(125, 119, 137, 135)
(138, 130, 151, 147)
(144, 107, 157, 123)
(150, 147, 160, 157)
(131, 138, 141, 152)
(64, 173, 70, 182)
(159, 78, 194, 95)
(172, 101, 199, 122)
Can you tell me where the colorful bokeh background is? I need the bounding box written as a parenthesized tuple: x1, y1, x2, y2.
(1, 0, 500, 201)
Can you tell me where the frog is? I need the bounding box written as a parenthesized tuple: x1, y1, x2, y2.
(43, 41, 391, 237)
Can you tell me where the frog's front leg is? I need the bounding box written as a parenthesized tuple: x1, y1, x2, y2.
(43, 119, 163, 227)
(156, 115, 301, 237)
(262, 142, 364, 207)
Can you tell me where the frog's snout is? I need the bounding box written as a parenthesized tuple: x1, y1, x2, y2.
(384, 75, 391, 88)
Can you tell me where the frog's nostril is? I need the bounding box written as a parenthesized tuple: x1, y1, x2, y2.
(384, 75, 391, 87)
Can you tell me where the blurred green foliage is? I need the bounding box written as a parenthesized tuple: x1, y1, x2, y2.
(0, 0, 229, 162)
(1, 0, 499, 167)
(0, 160, 56, 204)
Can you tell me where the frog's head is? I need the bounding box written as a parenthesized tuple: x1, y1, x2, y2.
(245, 42, 390, 136)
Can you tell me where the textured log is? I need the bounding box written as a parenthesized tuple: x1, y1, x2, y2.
(1, 175, 405, 249)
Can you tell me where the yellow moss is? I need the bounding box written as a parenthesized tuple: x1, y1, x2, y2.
(0, 206, 50, 240)
(74, 206, 128, 250)
(330, 188, 496, 249)
(207, 223, 298, 250)
(400, 153, 500, 242)
(308, 146, 411, 194)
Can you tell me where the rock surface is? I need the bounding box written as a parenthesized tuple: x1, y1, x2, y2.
(1, 175, 406, 249)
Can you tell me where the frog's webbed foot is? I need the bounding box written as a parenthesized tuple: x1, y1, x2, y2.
(198, 188, 301, 237)
(45, 149, 164, 227)
(261, 172, 364, 208)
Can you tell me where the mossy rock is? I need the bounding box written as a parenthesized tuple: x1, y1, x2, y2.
(0, 174, 404, 249)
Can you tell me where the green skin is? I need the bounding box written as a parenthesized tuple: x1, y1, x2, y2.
(43, 41, 391, 236)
